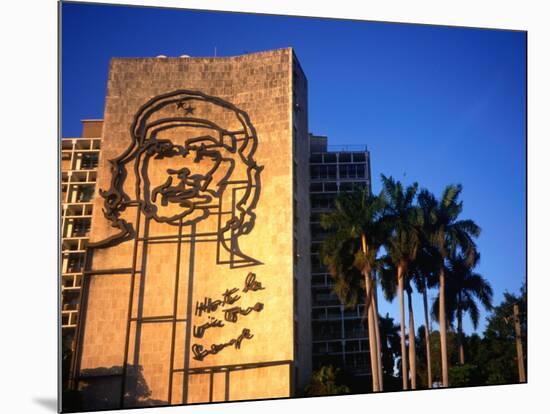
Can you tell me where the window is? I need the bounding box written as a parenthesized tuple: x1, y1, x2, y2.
(343, 308, 359, 319)
(310, 182, 323, 192)
(310, 165, 337, 180)
(352, 153, 366, 162)
(345, 340, 360, 353)
(314, 290, 339, 306)
(310, 212, 322, 223)
(311, 242, 321, 254)
(313, 342, 327, 354)
(339, 164, 366, 179)
(67, 254, 85, 273)
(310, 222, 324, 241)
(77, 186, 95, 202)
(311, 273, 326, 287)
(311, 253, 321, 270)
(312, 309, 326, 321)
(310, 153, 322, 163)
(327, 308, 341, 320)
(72, 218, 91, 237)
(327, 341, 343, 354)
(339, 181, 367, 193)
(311, 193, 336, 210)
(312, 320, 341, 340)
(81, 153, 98, 170)
(339, 153, 352, 163)
(339, 182, 355, 192)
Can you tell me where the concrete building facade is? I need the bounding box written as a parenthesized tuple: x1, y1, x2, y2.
(308, 134, 372, 376)
(61, 120, 102, 334)
(69, 49, 312, 410)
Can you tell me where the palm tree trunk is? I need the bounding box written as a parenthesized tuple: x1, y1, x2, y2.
(360, 234, 380, 391)
(398, 263, 409, 390)
(457, 296, 464, 365)
(513, 304, 526, 382)
(439, 266, 449, 387)
(422, 277, 432, 388)
(364, 271, 380, 392)
(372, 278, 384, 391)
(407, 287, 417, 389)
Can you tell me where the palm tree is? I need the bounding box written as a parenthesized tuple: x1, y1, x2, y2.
(408, 247, 438, 388)
(432, 252, 493, 364)
(378, 313, 401, 386)
(380, 175, 421, 390)
(379, 257, 420, 389)
(417, 185, 480, 387)
(320, 187, 387, 392)
(405, 283, 418, 388)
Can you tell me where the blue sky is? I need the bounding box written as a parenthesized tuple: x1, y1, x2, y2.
(61, 2, 526, 335)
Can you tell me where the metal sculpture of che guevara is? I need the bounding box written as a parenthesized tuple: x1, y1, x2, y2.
(72, 90, 274, 407)
(90, 89, 264, 268)
(74, 90, 276, 406)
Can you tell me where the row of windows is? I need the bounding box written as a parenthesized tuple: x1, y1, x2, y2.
(311, 273, 333, 287)
(312, 289, 340, 306)
(312, 305, 366, 321)
(312, 340, 370, 355)
(311, 165, 337, 180)
(313, 353, 371, 372)
(310, 164, 367, 180)
(61, 139, 100, 151)
(62, 152, 99, 171)
(310, 182, 369, 210)
(311, 318, 368, 340)
(339, 163, 367, 179)
(311, 193, 335, 210)
(310, 181, 369, 193)
(310, 182, 337, 192)
(310, 152, 367, 164)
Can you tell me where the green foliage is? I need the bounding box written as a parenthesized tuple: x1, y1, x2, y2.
(415, 329, 459, 386)
(378, 313, 401, 379)
(305, 366, 351, 396)
(417, 186, 480, 267)
(316, 175, 521, 392)
(414, 285, 526, 388)
(431, 252, 493, 329)
(380, 175, 421, 268)
(476, 285, 526, 384)
(319, 187, 387, 307)
(448, 364, 479, 387)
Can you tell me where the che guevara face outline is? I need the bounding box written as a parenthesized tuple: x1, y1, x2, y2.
(136, 125, 237, 226)
(93, 90, 263, 267)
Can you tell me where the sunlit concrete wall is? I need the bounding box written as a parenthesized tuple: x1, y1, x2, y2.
(74, 48, 310, 410)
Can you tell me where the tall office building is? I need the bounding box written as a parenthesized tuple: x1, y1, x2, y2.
(309, 134, 372, 376)
(67, 49, 312, 411)
(61, 121, 102, 337)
